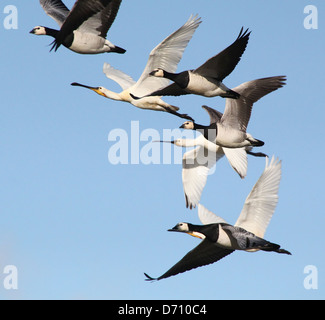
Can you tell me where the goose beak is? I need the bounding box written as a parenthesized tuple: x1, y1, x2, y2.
(71, 82, 106, 97)
(179, 124, 185, 129)
(167, 227, 204, 239)
(149, 71, 155, 76)
(168, 225, 179, 232)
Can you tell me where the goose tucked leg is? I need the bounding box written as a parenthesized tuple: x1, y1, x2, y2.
(164, 106, 195, 121)
(257, 242, 292, 255)
(220, 89, 240, 99)
(246, 135, 265, 147)
(246, 150, 268, 157)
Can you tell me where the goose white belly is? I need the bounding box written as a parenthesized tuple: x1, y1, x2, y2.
(187, 73, 228, 97)
(69, 31, 107, 54)
(215, 125, 248, 148)
(216, 225, 241, 250)
(216, 225, 260, 252)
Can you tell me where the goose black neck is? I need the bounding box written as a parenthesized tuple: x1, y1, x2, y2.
(193, 123, 208, 131)
(164, 71, 189, 89)
(193, 123, 217, 140)
(45, 27, 59, 38)
(188, 223, 219, 242)
(162, 70, 180, 80)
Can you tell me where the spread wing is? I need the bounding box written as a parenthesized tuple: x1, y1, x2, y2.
(202, 105, 223, 125)
(131, 15, 201, 97)
(103, 63, 136, 91)
(78, 0, 122, 37)
(40, 0, 70, 26)
(198, 204, 228, 225)
(222, 147, 248, 179)
(182, 146, 224, 209)
(194, 27, 251, 80)
(235, 156, 282, 238)
(183, 143, 248, 209)
(145, 239, 234, 281)
(221, 76, 287, 132)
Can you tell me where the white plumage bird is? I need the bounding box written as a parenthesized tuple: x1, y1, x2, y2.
(159, 128, 256, 209)
(181, 142, 250, 209)
(71, 14, 201, 120)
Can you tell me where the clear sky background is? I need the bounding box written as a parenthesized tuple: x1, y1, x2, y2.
(1, 1, 324, 300)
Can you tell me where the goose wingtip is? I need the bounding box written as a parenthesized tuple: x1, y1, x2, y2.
(144, 273, 157, 282)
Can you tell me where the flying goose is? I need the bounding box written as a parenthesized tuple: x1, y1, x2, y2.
(180, 76, 286, 148)
(156, 77, 284, 209)
(71, 15, 201, 119)
(180, 105, 266, 157)
(132, 27, 251, 100)
(30, 0, 126, 54)
(145, 157, 291, 281)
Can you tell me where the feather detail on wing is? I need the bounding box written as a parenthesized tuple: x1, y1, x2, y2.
(194, 27, 251, 80)
(221, 76, 286, 132)
(182, 146, 224, 209)
(40, 0, 70, 27)
(131, 14, 201, 97)
(103, 63, 136, 91)
(235, 156, 282, 238)
(222, 147, 248, 179)
(201, 105, 223, 124)
(198, 204, 228, 225)
(51, 0, 111, 50)
(78, 0, 122, 37)
(145, 239, 234, 281)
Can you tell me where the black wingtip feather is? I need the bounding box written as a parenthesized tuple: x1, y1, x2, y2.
(130, 93, 141, 100)
(111, 46, 126, 54)
(237, 27, 251, 40)
(49, 39, 60, 52)
(144, 273, 157, 282)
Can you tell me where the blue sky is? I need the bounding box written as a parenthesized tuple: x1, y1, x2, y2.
(1, 0, 324, 300)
